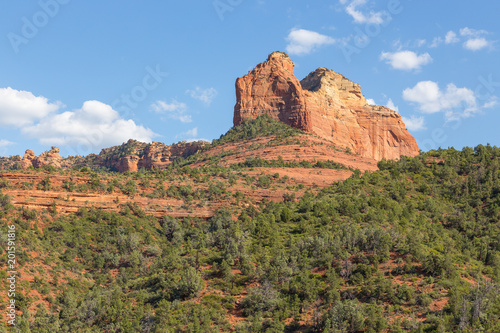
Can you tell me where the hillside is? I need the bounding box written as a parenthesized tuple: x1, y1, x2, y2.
(0, 118, 499, 332)
(0, 117, 374, 221)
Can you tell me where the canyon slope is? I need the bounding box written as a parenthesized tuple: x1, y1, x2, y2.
(234, 52, 419, 161)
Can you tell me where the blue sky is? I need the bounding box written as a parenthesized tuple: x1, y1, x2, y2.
(0, 0, 499, 157)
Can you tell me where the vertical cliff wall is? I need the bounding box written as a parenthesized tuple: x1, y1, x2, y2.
(234, 52, 419, 161)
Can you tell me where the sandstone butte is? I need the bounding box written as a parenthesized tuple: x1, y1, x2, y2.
(234, 52, 420, 161)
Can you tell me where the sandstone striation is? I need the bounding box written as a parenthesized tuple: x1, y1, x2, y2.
(234, 52, 419, 160)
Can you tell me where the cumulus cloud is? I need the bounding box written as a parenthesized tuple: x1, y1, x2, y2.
(445, 31, 459, 44)
(0, 87, 61, 127)
(151, 100, 187, 113)
(484, 96, 498, 109)
(414, 39, 427, 48)
(22, 100, 157, 149)
(402, 115, 426, 131)
(177, 127, 199, 140)
(385, 98, 399, 112)
(186, 87, 218, 106)
(459, 27, 488, 37)
(380, 51, 432, 71)
(459, 28, 492, 51)
(430, 37, 443, 48)
(339, 0, 387, 24)
(0, 139, 13, 147)
(151, 100, 192, 123)
(366, 98, 376, 105)
(403, 81, 478, 118)
(285, 28, 336, 55)
(430, 27, 493, 51)
(463, 38, 490, 51)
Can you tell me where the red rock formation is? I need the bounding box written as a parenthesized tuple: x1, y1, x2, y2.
(98, 139, 208, 172)
(33, 147, 62, 168)
(117, 155, 140, 173)
(234, 52, 312, 133)
(15, 140, 207, 173)
(21, 147, 63, 169)
(234, 52, 419, 160)
(21, 150, 36, 169)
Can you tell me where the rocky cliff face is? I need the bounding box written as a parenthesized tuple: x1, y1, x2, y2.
(234, 52, 419, 160)
(234, 52, 312, 133)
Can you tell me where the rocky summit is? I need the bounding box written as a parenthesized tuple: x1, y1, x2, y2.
(234, 51, 420, 161)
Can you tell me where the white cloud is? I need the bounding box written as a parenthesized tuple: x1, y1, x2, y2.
(459, 27, 492, 51)
(403, 81, 445, 113)
(463, 38, 490, 51)
(366, 98, 376, 105)
(0, 87, 61, 127)
(339, 0, 387, 24)
(151, 100, 192, 123)
(285, 28, 336, 55)
(484, 96, 498, 109)
(415, 39, 427, 48)
(386, 98, 399, 112)
(430, 37, 443, 48)
(459, 27, 488, 37)
(380, 51, 432, 71)
(445, 31, 459, 44)
(22, 100, 157, 149)
(151, 100, 187, 113)
(402, 115, 426, 131)
(177, 127, 198, 139)
(430, 28, 493, 51)
(403, 81, 478, 118)
(186, 87, 218, 106)
(0, 139, 13, 147)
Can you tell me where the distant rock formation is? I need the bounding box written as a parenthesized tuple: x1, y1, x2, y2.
(97, 139, 208, 172)
(21, 149, 36, 169)
(21, 147, 63, 169)
(234, 52, 419, 160)
(19, 141, 208, 172)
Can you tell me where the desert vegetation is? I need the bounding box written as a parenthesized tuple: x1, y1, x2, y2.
(0, 119, 499, 332)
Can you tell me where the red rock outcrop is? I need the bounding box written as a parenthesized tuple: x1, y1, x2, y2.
(234, 52, 419, 160)
(14, 140, 208, 173)
(234, 52, 312, 133)
(21, 149, 36, 169)
(21, 147, 63, 169)
(98, 139, 209, 172)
